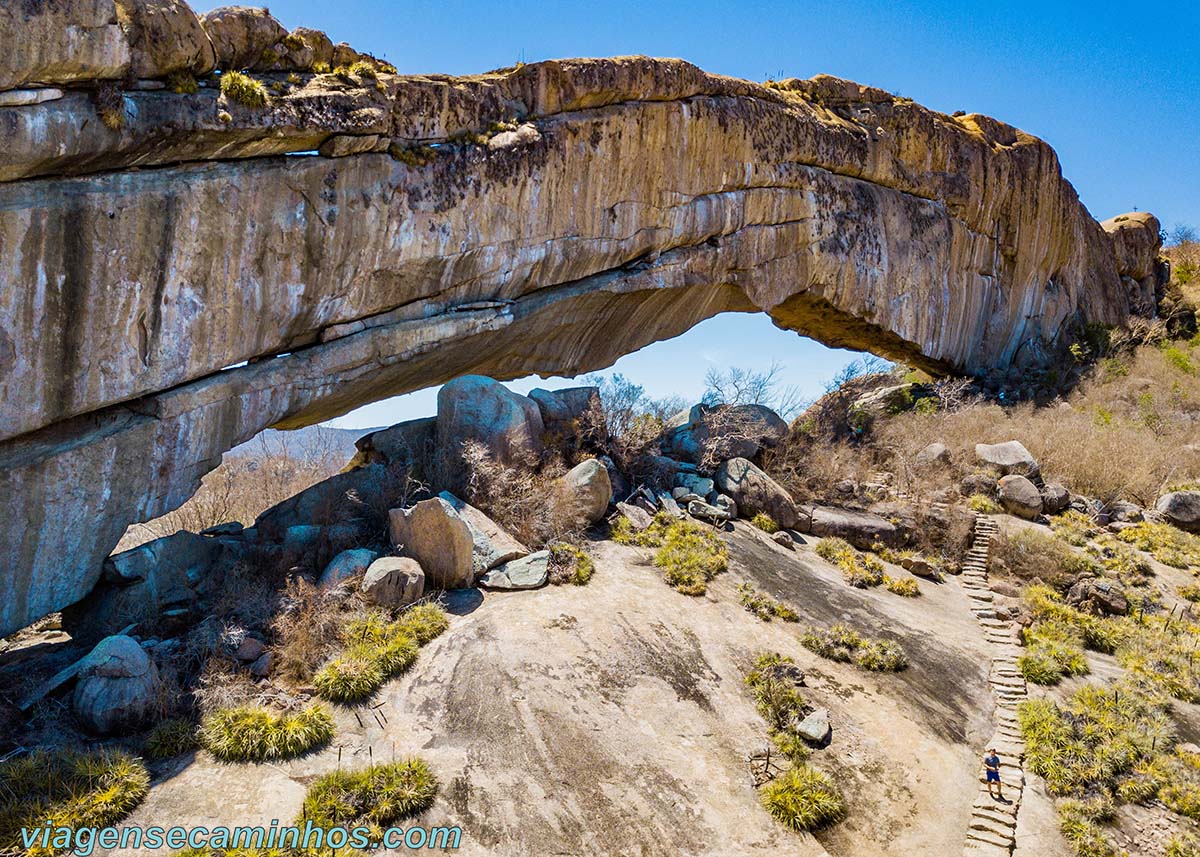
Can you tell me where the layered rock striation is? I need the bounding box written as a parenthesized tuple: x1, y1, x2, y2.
(0, 2, 1165, 634)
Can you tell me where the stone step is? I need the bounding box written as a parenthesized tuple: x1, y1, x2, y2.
(966, 826, 1012, 849)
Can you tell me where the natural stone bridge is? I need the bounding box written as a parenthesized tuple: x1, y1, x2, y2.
(0, 3, 1163, 635)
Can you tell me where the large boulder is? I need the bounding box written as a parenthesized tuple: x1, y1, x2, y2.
(72, 635, 161, 734)
(353, 416, 436, 470)
(1067, 577, 1128, 616)
(360, 557, 425, 608)
(848, 383, 922, 427)
(714, 457, 799, 529)
(998, 475, 1043, 519)
(662, 403, 787, 464)
(0, 0, 131, 90)
(116, 0, 217, 78)
(388, 497, 476, 589)
(808, 506, 898, 549)
(975, 441, 1040, 478)
(318, 547, 378, 588)
(255, 463, 396, 539)
(529, 386, 604, 444)
(479, 550, 550, 590)
(915, 442, 950, 468)
(1156, 491, 1200, 533)
(554, 459, 612, 526)
(436, 376, 544, 468)
(1041, 482, 1071, 515)
(437, 492, 529, 574)
(198, 5, 288, 71)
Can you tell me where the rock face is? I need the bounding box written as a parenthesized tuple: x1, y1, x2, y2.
(318, 548, 378, 588)
(197, 6, 287, 71)
(118, 0, 217, 79)
(72, 635, 161, 734)
(714, 457, 799, 529)
(479, 551, 550, 590)
(0, 18, 1163, 634)
(437, 492, 529, 574)
(1157, 491, 1200, 533)
(663, 403, 787, 464)
(807, 506, 899, 549)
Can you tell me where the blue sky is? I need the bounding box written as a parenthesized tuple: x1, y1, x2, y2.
(242, 0, 1199, 428)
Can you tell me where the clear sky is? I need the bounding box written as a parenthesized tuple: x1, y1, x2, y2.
(237, 0, 1199, 428)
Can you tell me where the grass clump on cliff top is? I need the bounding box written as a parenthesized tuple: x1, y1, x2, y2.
(301, 758, 439, 832)
(0, 748, 149, 855)
(759, 764, 846, 832)
(219, 70, 269, 108)
(142, 717, 199, 760)
(751, 513, 780, 533)
(614, 512, 727, 595)
(814, 537, 885, 589)
(801, 624, 907, 672)
(199, 703, 334, 762)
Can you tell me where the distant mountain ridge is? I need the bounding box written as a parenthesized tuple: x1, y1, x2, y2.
(228, 425, 388, 463)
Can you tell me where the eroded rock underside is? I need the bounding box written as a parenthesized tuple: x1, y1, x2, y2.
(0, 3, 1166, 635)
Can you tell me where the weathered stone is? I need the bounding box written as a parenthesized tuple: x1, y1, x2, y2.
(437, 376, 544, 469)
(0, 0, 131, 90)
(438, 491, 529, 573)
(555, 459, 613, 527)
(675, 472, 715, 498)
(198, 5, 287, 71)
(1156, 491, 1200, 533)
(1108, 500, 1143, 523)
(1041, 482, 1071, 515)
(1067, 577, 1128, 616)
(849, 383, 921, 425)
(290, 27, 333, 68)
(248, 651, 273, 677)
(771, 531, 794, 549)
(318, 548, 378, 588)
(616, 502, 654, 532)
(902, 556, 937, 578)
(961, 472, 999, 497)
(808, 506, 898, 549)
(998, 474, 1043, 519)
(687, 499, 732, 523)
(655, 491, 685, 519)
(72, 635, 161, 734)
(353, 417, 436, 470)
(360, 556, 425, 608)
(663, 403, 787, 464)
(0, 88, 65, 107)
(1102, 212, 1163, 313)
(319, 134, 381, 158)
(915, 442, 950, 468)
(714, 457, 799, 529)
(530, 386, 604, 442)
(975, 441, 1040, 478)
(116, 0, 217, 78)
(0, 55, 1160, 635)
(234, 636, 266, 662)
(794, 708, 831, 745)
(479, 550, 550, 590)
(388, 497, 475, 589)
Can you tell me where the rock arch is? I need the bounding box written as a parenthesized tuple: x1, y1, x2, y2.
(0, 48, 1162, 635)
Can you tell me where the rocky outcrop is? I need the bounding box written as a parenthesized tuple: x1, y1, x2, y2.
(72, 634, 162, 734)
(714, 457, 799, 528)
(360, 556, 425, 608)
(998, 475, 1043, 519)
(388, 497, 476, 590)
(555, 459, 613, 527)
(0, 4, 1164, 634)
(1157, 491, 1200, 533)
(437, 376, 545, 468)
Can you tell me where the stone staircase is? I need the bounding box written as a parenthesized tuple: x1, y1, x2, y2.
(960, 514, 1027, 856)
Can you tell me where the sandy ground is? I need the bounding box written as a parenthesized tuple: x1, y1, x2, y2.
(103, 522, 1002, 856)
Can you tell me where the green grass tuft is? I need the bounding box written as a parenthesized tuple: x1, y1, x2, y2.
(1115, 522, 1200, 569)
(301, 758, 438, 830)
(883, 575, 920, 597)
(142, 718, 199, 760)
(219, 71, 268, 108)
(759, 764, 846, 832)
(801, 624, 907, 672)
(814, 538, 885, 588)
(968, 493, 1001, 513)
(0, 748, 149, 855)
(549, 543, 595, 585)
(737, 582, 799, 621)
(199, 704, 334, 762)
(751, 513, 780, 533)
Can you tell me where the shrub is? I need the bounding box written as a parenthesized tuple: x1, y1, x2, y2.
(737, 582, 800, 621)
(548, 543, 595, 585)
(801, 625, 907, 672)
(993, 530, 1099, 590)
(395, 603, 450, 645)
(1023, 585, 1123, 653)
(166, 70, 199, 94)
(751, 513, 780, 533)
(621, 514, 727, 595)
(1169, 835, 1200, 857)
(1057, 797, 1117, 857)
(313, 655, 385, 703)
(220, 70, 268, 108)
(199, 704, 334, 762)
(1017, 649, 1064, 685)
(1179, 583, 1200, 602)
(301, 758, 438, 830)
(1051, 510, 1099, 546)
(143, 718, 198, 760)
(94, 81, 125, 129)
(0, 748, 149, 855)
(814, 538, 885, 588)
(968, 494, 1000, 513)
(883, 575, 920, 597)
(1115, 522, 1200, 569)
(759, 765, 846, 832)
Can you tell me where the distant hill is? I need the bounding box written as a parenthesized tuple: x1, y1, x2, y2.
(228, 425, 386, 463)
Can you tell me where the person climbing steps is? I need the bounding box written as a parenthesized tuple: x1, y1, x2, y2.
(984, 747, 1010, 803)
